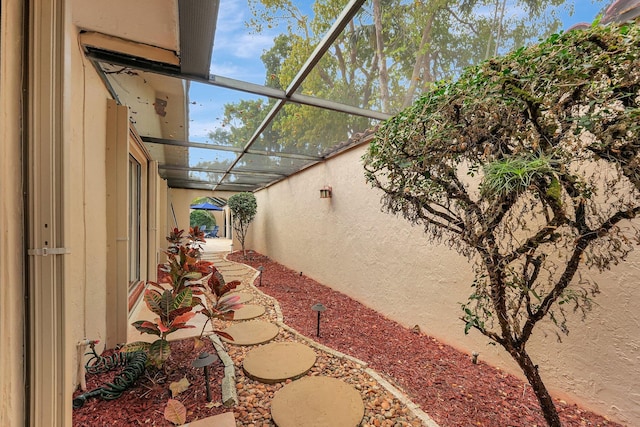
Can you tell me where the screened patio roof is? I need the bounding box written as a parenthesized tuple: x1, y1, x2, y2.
(77, 0, 627, 192)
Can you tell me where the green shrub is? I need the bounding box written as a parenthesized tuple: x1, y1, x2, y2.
(190, 209, 216, 228)
(228, 192, 257, 258)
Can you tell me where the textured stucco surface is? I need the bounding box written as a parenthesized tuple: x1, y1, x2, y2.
(72, 0, 179, 51)
(247, 144, 640, 425)
(0, 0, 26, 424)
(67, 32, 111, 364)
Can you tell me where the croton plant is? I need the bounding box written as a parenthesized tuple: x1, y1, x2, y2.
(122, 227, 242, 367)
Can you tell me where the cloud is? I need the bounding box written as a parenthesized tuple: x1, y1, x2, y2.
(209, 0, 276, 82)
(215, 33, 274, 59)
(189, 119, 223, 141)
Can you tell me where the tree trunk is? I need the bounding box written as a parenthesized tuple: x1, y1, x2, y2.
(372, 0, 390, 112)
(512, 348, 562, 427)
(403, 15, 434, 108)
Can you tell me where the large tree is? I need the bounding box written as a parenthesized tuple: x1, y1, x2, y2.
(363, 22, 640, 426)
(248, 0, 572, 110)
(212, 0, 575, 156)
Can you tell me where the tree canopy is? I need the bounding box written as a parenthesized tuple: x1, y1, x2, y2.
(209, 0, 579, 159)
(363, 21, 640, 426)
(190, 210, 216, 229)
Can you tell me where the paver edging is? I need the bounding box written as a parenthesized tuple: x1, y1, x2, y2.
(364, 368, 440, 427)
(207, 333, 238, 407)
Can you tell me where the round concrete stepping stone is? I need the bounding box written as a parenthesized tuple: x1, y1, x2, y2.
(220, 320, 279, 346)
(271, 376, 364, 427)
(243, 342, 316, 384)
(226, 292, 253, 304)
(232, 304, 265, 320)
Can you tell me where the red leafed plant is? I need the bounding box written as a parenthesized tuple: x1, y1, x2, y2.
(123, 227, 217, 367)
(196, 267, 244, 342)
(124, 283, 198, 367)
(124, 227, 244, 365)
(159, 227, 212, 294)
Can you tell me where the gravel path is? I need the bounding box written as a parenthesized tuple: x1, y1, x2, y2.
(211, 251, 428, 426)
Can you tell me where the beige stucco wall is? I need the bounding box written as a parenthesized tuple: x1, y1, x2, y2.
(71, 0, 179, 51)
(247, 144, 640, 425)
(67, 21, 111, 382)
(0, 0, 26, 424)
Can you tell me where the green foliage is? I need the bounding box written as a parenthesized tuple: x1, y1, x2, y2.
(228, 192, 258, 257)
(212, 0, 571, 160)
(480, 154, 555, 199)
(190, 210, 216, 228)
(123, 228, 213, 367)
(364, 21, 640, 426)
(228, 192, 257, 223)
(125, 286, 196, 367)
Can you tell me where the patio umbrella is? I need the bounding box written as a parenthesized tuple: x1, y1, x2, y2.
(190, 202, 223, 211)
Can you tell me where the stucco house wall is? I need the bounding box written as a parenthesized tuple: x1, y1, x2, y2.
(0, 1, 26, 424)
(1, 1, 114, 423)
(67, 25, 112, 358)
(246, 143, 640, 425)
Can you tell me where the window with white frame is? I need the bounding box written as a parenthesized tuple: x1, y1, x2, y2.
(129, 154, 141, 287)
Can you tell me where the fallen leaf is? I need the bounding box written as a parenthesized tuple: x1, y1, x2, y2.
(193, 337, 205, 352)
(205, 401, 222, 409)
(164, 399, 186, 425)
(169, 377, 190, 397)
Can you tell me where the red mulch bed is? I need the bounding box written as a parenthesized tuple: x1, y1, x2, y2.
(73, 338, 225, 426)
(229, 251, 624, 427)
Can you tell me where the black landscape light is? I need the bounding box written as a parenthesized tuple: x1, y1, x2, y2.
(311, 303, 327, 337)
(258, 266, 264, 286)
(192, 351, 219, 401)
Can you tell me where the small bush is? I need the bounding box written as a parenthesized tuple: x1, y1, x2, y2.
(190, 210, 216, 229)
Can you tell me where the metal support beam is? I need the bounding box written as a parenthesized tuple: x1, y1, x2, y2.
(83, 0, 386, 193)
(159, 164, 286, 177)
(216, 0, 368, 190)
(85, 52, 391, 121)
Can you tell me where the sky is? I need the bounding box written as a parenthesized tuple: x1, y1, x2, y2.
(186, 0, 612, 151)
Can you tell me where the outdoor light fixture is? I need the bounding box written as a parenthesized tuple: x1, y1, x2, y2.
(192, 351, 219, 402)
(320, 185, 332, 198)
(258, 266, 264, 286)
(311, 303, 327, 337)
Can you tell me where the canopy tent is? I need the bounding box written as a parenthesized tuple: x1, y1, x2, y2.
(190, 202, 223, 211)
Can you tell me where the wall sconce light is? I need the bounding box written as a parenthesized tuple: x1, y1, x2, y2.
(320, 185, 332, 198)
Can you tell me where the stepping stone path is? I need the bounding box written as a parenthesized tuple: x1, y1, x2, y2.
(271, 376, 365, 427)
(181, 411, 235, 427)
(243, 342, 316, 384)
(220, 320, 279, 346)
(231, 304, 265, 320)
(207, 251, 365, 426)
(226, 291, 253, 303)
